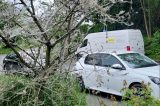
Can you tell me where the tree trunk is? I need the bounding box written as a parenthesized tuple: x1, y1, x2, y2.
(140, 0, 150, 38)
(45, 42, 51, 68)
(148, 0, 151, 37)
(62, 14, 73, 59)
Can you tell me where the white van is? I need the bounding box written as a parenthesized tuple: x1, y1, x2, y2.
(76, 29, 144, 57)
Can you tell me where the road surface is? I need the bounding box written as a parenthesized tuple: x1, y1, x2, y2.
(86, 92, 122, 106)
(0, 55, 5, 72)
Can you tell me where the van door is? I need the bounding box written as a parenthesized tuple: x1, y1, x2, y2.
(129, 31, 144, 54)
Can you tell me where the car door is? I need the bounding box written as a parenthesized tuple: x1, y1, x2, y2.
(100, 54, 128, 95)
(82, 53, 102, 89)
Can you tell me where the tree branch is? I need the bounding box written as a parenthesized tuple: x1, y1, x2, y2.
(50, 15, 88, 48)
(30, 0, 35, 15)
(0, 31, 31, 69)
(20, 0, 48, 41)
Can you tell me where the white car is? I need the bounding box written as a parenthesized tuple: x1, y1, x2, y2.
(74, 51, 160, 98)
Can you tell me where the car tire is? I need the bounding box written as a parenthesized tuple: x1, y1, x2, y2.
(130, 83, 143, 96)
(4, 62, 21, 71)
(4, 62, 13, 71)
(78, 76, 85, 92)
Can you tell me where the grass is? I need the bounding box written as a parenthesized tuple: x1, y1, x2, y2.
(0, 47, 13, 54)
(0, 42, 12, 54)
(0, 36, 38, 55)
(0, 73, 87, 106)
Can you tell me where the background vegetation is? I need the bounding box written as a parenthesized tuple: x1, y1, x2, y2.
(122, 83, 160, 106)
(144, 30, 160, 62)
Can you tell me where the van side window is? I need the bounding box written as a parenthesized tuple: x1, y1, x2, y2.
(80, 39, 88, 48)
(85, 54, 101, 66)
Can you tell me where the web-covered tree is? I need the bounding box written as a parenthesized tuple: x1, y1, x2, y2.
(0, 0, 132, 77)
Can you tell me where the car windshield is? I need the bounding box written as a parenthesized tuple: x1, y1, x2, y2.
(6, 54, 18, 59)
(118, 53, 158, 68)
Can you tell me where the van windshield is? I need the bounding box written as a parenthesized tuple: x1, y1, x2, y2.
(118, 53, 158, 68)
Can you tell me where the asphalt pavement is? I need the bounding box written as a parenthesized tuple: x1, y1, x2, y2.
(86, 92, 122, 106)
(0, 55, 5, 72)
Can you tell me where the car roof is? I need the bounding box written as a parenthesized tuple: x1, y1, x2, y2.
(82, 51, 139, 57)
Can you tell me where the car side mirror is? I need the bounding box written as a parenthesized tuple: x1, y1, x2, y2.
(111, 64, 124, 70)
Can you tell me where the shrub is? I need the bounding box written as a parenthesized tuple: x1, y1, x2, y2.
(122, 83, 160, 106)
(152, 30, 160, 46)
(0, 73, 86, 106)
(144, 30, 160, 62)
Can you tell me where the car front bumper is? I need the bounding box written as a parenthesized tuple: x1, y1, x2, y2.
(150, 83, 160, 99)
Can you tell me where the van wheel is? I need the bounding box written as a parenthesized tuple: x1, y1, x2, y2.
(78, 76, 85, 92)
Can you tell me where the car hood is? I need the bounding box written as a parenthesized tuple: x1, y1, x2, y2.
(132, 65, 160, 78)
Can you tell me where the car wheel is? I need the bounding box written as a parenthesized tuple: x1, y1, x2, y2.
(130, 83, 143, 96)
(12, 63, 22, 71)
(4, 62, 13, 71)
(78, 76, 85, 92)
(4, 62, 21, 71)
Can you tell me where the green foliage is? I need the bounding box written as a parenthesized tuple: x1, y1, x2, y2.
(0, 36, 39, 54)
(88, 23, 104, 33)
(122, 84, 160, 106)
(147, 0, 160, 31)
(73, 34, 82, 43)
(0, 20, 7, 29)
(0, 74, 86, 106)
(0, 47, 12, 54)
(91, 0, 160, 34)
(0, 1, 9, 30)
(0, 43, 13, 54)
(152, 30, 160, 45)
(80, 24, 90, 34)
(0, 1, 8, 11)
(144, 30, 160, 61)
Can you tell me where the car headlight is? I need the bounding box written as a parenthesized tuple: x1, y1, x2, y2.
(149, 76, 160, 85)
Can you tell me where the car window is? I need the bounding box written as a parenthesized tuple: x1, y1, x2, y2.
(80, 39, 88, 48)
(101, 54, 121, 67)
(118, 53, 158, 68)
(6, 54, 18, 59)
(85, 53, 101, 66)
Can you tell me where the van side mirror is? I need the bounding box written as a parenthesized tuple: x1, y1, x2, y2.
(80, 39, 88, 48)
(111, 64, 124, 70)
